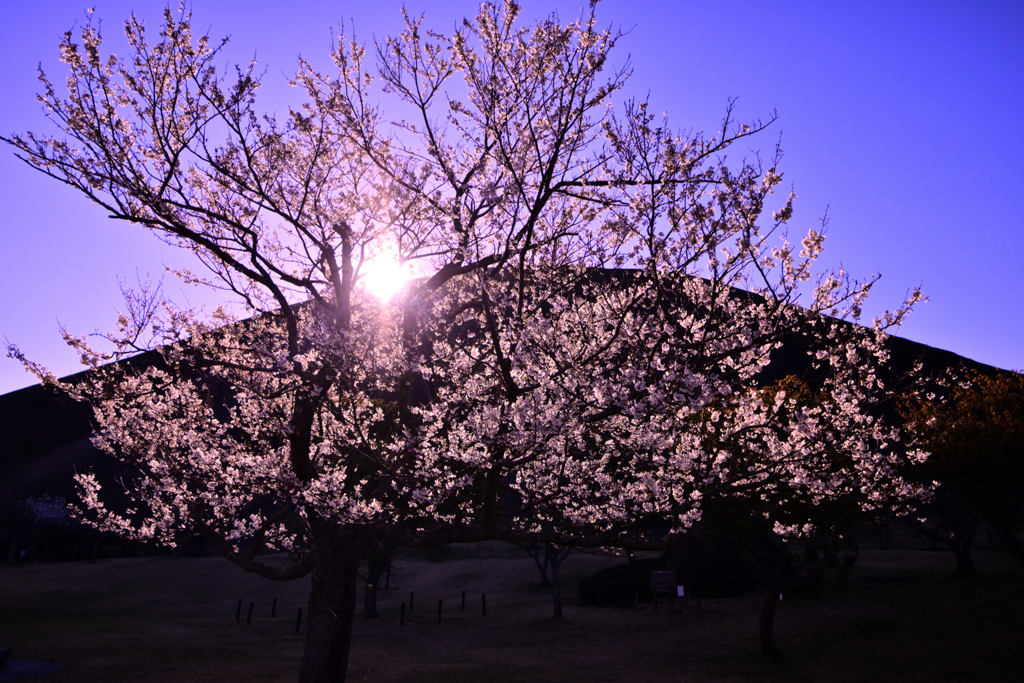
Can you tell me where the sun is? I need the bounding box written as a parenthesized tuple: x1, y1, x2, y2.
(361, 253, 408, 300)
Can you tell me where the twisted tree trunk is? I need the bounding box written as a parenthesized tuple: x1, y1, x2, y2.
(299, 529, 365, 683)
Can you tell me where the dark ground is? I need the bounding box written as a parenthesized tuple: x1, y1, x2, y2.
(1, 543, 1022, 682)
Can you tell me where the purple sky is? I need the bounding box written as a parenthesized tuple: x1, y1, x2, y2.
(2, 1, 1022, 395)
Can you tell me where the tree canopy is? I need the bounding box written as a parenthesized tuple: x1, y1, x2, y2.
(4, 3, 928, 679)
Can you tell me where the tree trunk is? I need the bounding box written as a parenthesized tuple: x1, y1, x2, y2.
(991, 524, 1024, 573)
(25, 528, 40, 562)
(5, 524, 25, 564)
(362, 542, 394, 619)
(537, 548, 551, 586)
(758, 591, 781, 656)
(904, 513, 978, 578)
(521, 543, 551, 586)
(725, 531, 788, 654)
(299, 533, 364, 683)
(362, 580, 379, 620)
(549, 545, 563, 619)
(877, 521, 890, 550)
(953, 546, 976, 578)
(952, 520, 977, 578)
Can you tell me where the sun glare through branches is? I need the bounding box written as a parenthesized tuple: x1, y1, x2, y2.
(359, 252, 410, 301)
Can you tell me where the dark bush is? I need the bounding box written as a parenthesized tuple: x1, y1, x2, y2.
(578, 559, 657, 607)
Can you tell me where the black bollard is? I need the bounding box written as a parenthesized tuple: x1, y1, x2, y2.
(236, 599, 242, 621)
(461, 590, 466, 611)
(400, 602, 405, 626)
(295, 609, 303, 634)
(410, 592, 414, 612)
(438, 599, 443, 624)
(482, 593, 486, 617)
(271, 597, 277, 618)
(246, 601, 254, 625)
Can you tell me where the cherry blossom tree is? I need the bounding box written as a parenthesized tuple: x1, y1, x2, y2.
(4, 2, 928, 678)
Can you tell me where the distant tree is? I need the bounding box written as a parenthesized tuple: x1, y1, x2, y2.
(518, 542, 554, 586)
(903, 487, 979, 577)
(903, 369, 1024, 573)
(7, 492, 70, 563)
(518, 542, 572, 617)
(18, 492, 70, 528)
(4, 2, 927, 678)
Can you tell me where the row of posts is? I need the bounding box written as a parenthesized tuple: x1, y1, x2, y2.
(235, 597, 303, 634)
(399, 591, 487, 625)
(234, 592, 487, 631)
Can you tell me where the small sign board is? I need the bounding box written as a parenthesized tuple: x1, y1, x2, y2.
(650, 570, 675, 594)
(677, 586, 685, 597)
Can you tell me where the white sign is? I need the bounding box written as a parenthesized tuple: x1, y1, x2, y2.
(677, 586, 685, 597)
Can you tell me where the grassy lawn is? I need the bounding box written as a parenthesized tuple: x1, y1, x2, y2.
(1, 543, 1022, 682)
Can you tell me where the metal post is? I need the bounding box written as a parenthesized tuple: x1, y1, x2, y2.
(235, 599, 242, 621)
(438, 599, 443, 624)
(410, 592, 414, 612)
(461, 590, 466, 611)
(482, 593, 486, 617)
(295, 609, 302, 634)
(271, 597, 277, 618)
(246, 601, 254, 625)
(400, 602, 405, 626)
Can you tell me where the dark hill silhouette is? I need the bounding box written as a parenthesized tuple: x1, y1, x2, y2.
(0, 351, 163, 559)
